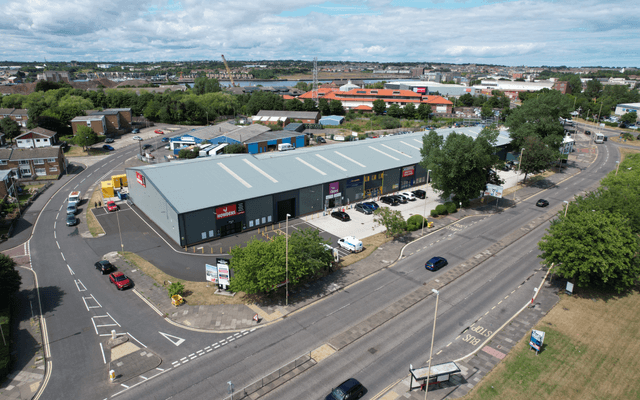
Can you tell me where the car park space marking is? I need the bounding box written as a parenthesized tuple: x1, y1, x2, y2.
(380, 144, 412, 158)
(400, 140, 420, 150)
(56, 241, 60, 249)
(127, 332, 146, 348)
(217, 162, 252, 188)
(412, 138, 422, 145)
(295, 157, 327, 175)
(315, 154, 347, 171)
(99, 343, 106, 364)
(333, 150, 366, 167)
(60, 252, 65, 261)
(368, 146, 399, 161)
(74, 279, 87, 292)
(242, 159, 278, 183)
(82, 294, 103, 310)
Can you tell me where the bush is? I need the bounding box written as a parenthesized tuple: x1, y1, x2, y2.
(406, 214, 427, 231)
(444, 201, 457, 214)
(168, 281, 185, 297)
(435, 204, 448, 215)
(430, 209, 439, 218)
(621, 132, 634, 141)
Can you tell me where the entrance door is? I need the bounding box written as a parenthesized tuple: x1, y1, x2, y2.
(277, 198, 295, 221)
(220, 221, 242, 237)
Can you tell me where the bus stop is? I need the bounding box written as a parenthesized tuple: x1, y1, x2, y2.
(409, 361, 461, 391)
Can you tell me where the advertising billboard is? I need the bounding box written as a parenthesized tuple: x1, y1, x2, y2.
(217, 258, 230, 288)
(529, 329, 545, 353)
(483, 184, 504, 198)
(329, 181, 340, 195)
(402, 166, 415, 177)
(136, 171, 146, 187)
(205, 264, 217, 283)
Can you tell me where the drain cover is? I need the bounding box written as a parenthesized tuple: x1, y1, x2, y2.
(368, 347, 377, 354)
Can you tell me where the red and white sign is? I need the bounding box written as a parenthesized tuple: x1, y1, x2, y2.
(416, 87, 426, 93)
(402, 166, 415, 177)
(216, 204, 237, 219)
(136, 172, 146, 187)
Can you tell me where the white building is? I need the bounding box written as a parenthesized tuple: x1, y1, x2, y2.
(614, 103, 640, 118)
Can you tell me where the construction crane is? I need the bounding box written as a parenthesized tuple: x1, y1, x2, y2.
(221, 54, 236, 87)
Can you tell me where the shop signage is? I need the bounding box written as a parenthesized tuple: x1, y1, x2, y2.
(205, 264, 217, 283)
(329, 181, 340, 195)
(402, 166, 415, 177)
(217, 258, 230, 287)
(216, 202, 245, 220)
(346, 176, 363, 188)
(415, 87, 426, 94)
(136, 171, 146, 187)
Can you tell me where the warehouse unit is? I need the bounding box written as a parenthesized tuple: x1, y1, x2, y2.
(126, 127, 511, 247)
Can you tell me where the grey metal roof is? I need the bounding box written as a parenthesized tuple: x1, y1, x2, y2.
(244, 130, 302, 144)
(256, 110, 320, 120)
(220, 124, 271, 143)
(129, 127, 512, 214)
(72, 115, 105, 122)
(90, 110, 120, 116)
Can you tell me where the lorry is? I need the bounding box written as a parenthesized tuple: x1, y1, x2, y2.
(68, 191, 81, 206)
(594, 133, 605, 144)
(277, 143, 295, 151)
(337, 236, 363, 253)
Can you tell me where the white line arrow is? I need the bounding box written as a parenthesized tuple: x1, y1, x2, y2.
(159, 332, 185, 346)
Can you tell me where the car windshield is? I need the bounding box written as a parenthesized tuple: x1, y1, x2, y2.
(114, 275, 128, 282)
(329, 388, 345, 399)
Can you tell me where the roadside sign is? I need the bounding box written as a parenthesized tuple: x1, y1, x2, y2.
(217, 258, 230, 288)
(205, 264, 217, 283)
(483, 184, 504, 198)
(529, 329, 545, 354)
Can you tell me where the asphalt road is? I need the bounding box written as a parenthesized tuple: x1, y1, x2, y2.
(32, 130, 618, 400)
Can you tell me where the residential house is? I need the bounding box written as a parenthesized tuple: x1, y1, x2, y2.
(71, 114, 107, 136)
(0, 108, 29, 127)
(0, 147, 66, 179)
(15, 127, 58, 148)
(0, 170, 17, 200)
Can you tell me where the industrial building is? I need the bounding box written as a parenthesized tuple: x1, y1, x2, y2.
(126, 127, 512, 247)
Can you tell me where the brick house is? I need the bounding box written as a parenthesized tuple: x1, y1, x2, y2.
(0, 170, 17, 200)
(15, 127, 59, 148)
(71, 114, 107, 136)
(0, 147, 66, 179)
(71, 108, 132, 136)
(0, 108, 29, 128)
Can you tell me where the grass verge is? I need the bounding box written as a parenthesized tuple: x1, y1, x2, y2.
(119, 251, 248, 306)
(619, 147, 640, 162)
(463, 285, 640, 400)
(340, 232, 393, 267)
(86, 187, 105, 236)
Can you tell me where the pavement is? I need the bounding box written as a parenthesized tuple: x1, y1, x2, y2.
(0, 131, 602, 399)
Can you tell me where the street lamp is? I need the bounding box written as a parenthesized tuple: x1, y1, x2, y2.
(421, 169, 432, 235)
(285, 213, 291, 306)
(563, 201, 569, 218)
(615, 161, 620, 175)
(514, 148, 525, 202)
(425, 288, 440, 400)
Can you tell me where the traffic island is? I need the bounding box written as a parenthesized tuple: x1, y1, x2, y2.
(107, 334, 162, 384)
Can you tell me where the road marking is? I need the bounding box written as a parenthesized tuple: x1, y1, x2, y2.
(498, 300, 503, 305)
(120, 384, 129, 388)
(139, 375, 148, 380)
(99, 343, 106, 364)
(127, 332, 146, 348)
(74, 280, 87, 292)
(53, 231, 56, 239)
(54, 222, 56, 230)
(156, 367, 165, 371)
(60, 252, 65, 261)
(67, 265, 74, 275)
(159, 332, 186, 346)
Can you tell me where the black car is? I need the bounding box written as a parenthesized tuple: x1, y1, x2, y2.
(95, 260, 115, 274)
(425, 256, 448, 271)
(66, 214, 78, 226)
(354, 203, 372, 215)
(326, 378, 365, 400)
(331, 211, 351, 221)
(317, 137, 326, 143)
(142, 144, 153, 150)
(536, 199, 549, 207)
(392, 195, 407, 204)
(585, 130, 591, 135)
(412, 189, 426, 199)
(380, 196, 399, 206)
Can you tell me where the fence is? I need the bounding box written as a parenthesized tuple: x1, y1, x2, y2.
(223, 350, 315, 400)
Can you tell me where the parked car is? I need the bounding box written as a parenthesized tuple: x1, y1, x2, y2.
(154, 129, 164, 134)
(102, 145, 114, 151)
(161, 137, 170, 142)
(536, 199, 549, 207)
(585, 130, 591, 135)
(104, 138, 115, 143)
(331, 211, 351, 221)
(165, 144, 171, 150)
(132, 128, 140, 134)
(425, 256, 448, 271)
(106, 201, 118, 212)
(316, 137, 326, 143)
(109, 271, 132, 290)
(380, 196, 399, 206)
(412, 189, 426, 199)
(66, 214, 78, 227)
(66, 204, 77, 215)
(401, 192, 416, 201)
(142, 144, 152, 150)
(354, 203, 372, 215)
(363, 201, 379, 210)
(132, 136, 143, 141)
(392, 195, 408, 204)
(337, 236, 363, 253)
(326, 378, 366, 400)
(95, 260, 115, 274)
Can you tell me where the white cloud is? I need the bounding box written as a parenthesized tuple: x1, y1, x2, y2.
(0, 0, 637, 66)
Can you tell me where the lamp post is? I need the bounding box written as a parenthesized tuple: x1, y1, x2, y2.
(421, 169, 431, 235)
(615, 161, 620, 175)
(285, 213, 291, 306)
(425, 288, 440, 400)
(563, 201, 569, 218)
(514, 148, 524, 202)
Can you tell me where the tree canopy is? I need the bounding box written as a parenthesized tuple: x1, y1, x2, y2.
(0, 118, 21, 143)
(519, 135, 559, 181)
(74, 125, 98, 149)
(0, 254, 21, 304)
(373, 99, 386, 115)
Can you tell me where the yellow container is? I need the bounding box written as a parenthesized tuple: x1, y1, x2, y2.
(111, 174, 127, 188)
(171, 294, 184, 306)
(101, 181, 114, 198)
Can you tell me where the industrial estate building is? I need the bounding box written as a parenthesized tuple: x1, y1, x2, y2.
(126, 128, 512, 247)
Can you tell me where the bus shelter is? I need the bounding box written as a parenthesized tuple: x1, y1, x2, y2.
(409, 361, 461, 390)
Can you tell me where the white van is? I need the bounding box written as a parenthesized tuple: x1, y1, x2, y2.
(337, 236, 363, 253)
(68, 191, 81, 206)
(277, 143, 295, 151)
(594, 133, 605, 144)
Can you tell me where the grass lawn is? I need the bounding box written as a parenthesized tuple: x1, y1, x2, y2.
(619, 147, 640, 162)
(86, 187, 105, 237)
(463, 285, 640, 400)
(340, 232, 393, 267)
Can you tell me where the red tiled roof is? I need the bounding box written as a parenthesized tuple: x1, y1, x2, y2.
(298, 88, 340, 99)
(353, 105, 372, 110)
(422, 95, 453, 105)
(282, 95, 295, 100)
(340, 88, 421, 98)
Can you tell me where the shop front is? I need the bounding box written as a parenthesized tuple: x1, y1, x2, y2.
(344, 176, 364, 204)
(400, 166, 416, 189)
(324, 181, 342, 209)
(363, 172, 384, 199)
(216, 201, 246, 238)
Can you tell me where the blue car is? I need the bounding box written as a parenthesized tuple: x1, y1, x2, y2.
(102, 145, 114, 151)
(363, 201, 379, 210)
(161, 137, 170, 143)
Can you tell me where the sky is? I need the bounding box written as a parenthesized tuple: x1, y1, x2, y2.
(0, 0, 638, 67)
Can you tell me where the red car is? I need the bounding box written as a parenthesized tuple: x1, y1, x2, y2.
(106, 201, 118, 212)
(154, 129, 164, 134)
(109, 272, 132, 290)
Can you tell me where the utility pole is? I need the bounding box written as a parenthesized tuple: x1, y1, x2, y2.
(312, 57, 319, 108)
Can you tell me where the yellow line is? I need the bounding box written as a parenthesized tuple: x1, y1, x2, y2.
(498, 300, 503, 305)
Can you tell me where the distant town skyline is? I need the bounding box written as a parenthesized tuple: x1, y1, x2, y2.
(0, 0, 638, 67)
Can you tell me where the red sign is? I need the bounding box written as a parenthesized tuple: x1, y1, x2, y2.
(216, 204, 237, 219)
(416, 87, 426, 93)
(136, 172, 146, 187)
(402, 166, 415, 177)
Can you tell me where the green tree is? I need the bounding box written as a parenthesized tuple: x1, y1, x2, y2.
(245, 91, 284, 115)
(373, 99, 386, 115)
(480, 103, 494, 120)
(404, 103, 417, 119)
(538, 210, 639, 294)
(620, 111, 637, 125)
(417, 103, 432, 120)
(318, 98, 330, 115)
(302, 99, 318, 112)
(288, 229, 333, 277)
(223, 143, 246, 154)
(373, 207, 407, 237)
(284, 98, 304, 111)
(0, 118, 21, 143)
(519, 136, 558, 182)
(178, 148, 199, 159)
(192, 76, 221, 95)
(0, 254, 21, 303)
(420, 126, 499, 206)
(458, 93, 474, 107)
(74, 125, 97, 150)
(584, 79, 603, 99)
(328, 99, 345, 116)
(387, 104, 403, 119)
(567, 75, 583, 94)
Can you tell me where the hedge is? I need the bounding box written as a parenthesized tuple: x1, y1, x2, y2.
(430, 209, 439, 218)
(435, 204, 448, 216)
(406, 214, 427, 231)
(444, 201, 458, 214)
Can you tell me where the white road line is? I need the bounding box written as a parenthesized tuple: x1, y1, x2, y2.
(214, 345, 220, 349)
(139, 375, 148, 380)
(54, 221, 56, 229)
(80, 179, 86, 183)
(56, 241, 60, 249)
(180, 357, 187, 362)
(156, 367, 165, 371)
(172, 361, 180, 365)
(90, 295, 103, 309)
(60, 253, 65, 261)
(206, 348, 212, 352)
(74, 280, 87, 292)
(53, 231, 56, 239)
(188, 353, 195, 357)
(99, 343, 106, 364)
(127, 332, 146, 348)
(120, 384, 129, 388)
(67, 265, 74, 275)
(106, 311, 119, 326)
(91, 318, 99, 334)
(226, 336, 233, 340)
